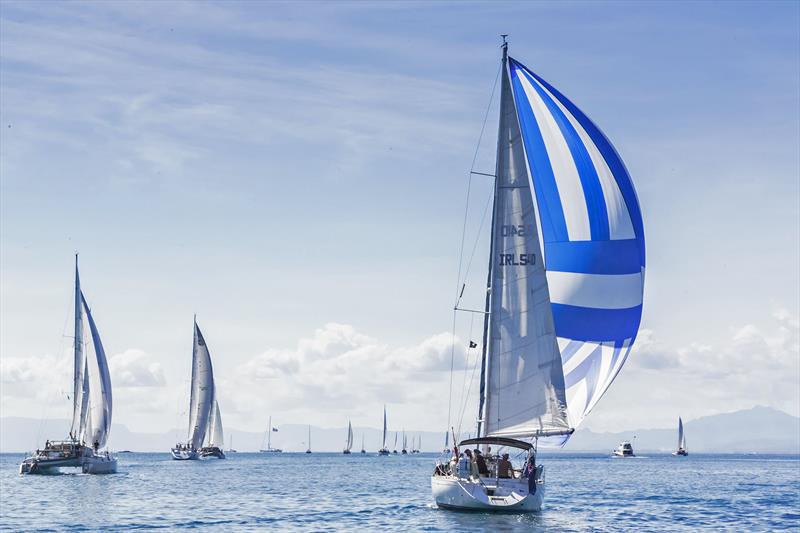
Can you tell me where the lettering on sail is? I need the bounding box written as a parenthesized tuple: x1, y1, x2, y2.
(498, 224, 536, 267)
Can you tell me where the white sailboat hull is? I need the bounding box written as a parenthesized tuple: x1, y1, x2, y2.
(171, 448, 199, 460)
(431, 474, 544, 512)
(20, 450, 117, 475)
(81, 453, 118, 474)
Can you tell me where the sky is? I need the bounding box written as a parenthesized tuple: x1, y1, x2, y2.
(1, 1, 798, 441)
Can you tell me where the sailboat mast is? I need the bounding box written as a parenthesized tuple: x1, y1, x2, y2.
(267, 416, 272, 449)
(70, 254, 83, 440)
(477, 37, 507, 440)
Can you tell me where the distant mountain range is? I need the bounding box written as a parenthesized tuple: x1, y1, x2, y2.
(1, 406, 797, 454)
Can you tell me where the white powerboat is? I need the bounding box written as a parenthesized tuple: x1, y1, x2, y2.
(613, 441, 635, 457)
(20, 256, 117, 475)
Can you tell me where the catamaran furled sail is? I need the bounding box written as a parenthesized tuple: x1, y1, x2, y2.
(433, 37, 645, 512)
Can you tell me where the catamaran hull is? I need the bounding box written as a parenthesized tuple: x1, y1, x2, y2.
(81, 455, 118, 474)
(431, 476, 544, 512)
(20, 454, 117, 475)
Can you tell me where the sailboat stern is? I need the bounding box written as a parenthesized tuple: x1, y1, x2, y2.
(431, 475, 544, 512)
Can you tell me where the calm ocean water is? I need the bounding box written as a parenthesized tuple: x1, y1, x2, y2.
(1, 452, 798, 531)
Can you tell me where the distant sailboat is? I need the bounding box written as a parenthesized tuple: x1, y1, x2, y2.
(20, 256, 117, 475)
(360, 434, 366, 454)
(412, 435, 420, 454)
(378, 406, 390, 455)
(171, 318, 225, 460)
(432, 37, 645, 512)
(343, 420, 353, 454)
(673, 417, 688, 456)
(306, 425, 312, 454)
(401, 430, 408, 454)
(393, 432, 398, 454)
(260, 416, 282, 453)
(227, 434, 237, 453)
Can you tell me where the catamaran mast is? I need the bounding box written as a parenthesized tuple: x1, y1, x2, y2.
(477, 36, 507, 440)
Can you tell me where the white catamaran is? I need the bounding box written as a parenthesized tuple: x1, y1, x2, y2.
(673, 417, 688, 456)
(432, 38, 645, 512)
(171, 318, 225, 460)
(343, 420, 354, 454)
(20, 256, 117, 475)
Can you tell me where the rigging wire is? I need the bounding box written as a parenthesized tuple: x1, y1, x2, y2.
(446, 62, 502, 443)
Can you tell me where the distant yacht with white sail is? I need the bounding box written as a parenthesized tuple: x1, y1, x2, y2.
(673, 417, 688, 456)
(305, 425, 312, 454)
(401, 431, 408, 454)
(360, 435, 366, 454)
(378, 406, 390, 455)
(432, 37, 645, 512)
(343, 420, 353, 454)
(171, 318, 225, 460)
(259, 416, 282, 453)
(20, 256, 117, 475)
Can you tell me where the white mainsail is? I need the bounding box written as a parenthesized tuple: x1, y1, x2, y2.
(188, 320, 215, 449)
(345, 421, 353, 452)
(677, 417, 686, 451)
(69, 261, 89, 440)
(382, 406, 387, 449)
(480, 50, 571, 440)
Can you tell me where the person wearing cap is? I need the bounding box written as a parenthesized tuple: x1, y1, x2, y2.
(498, 452, 514, 478)
(474, 448, 489, 476)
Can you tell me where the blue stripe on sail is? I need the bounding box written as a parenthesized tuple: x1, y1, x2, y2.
(545, 240, 641, 275)
(514, 63, 610, 241)
(509, 64, 569, 243)
(552, 303, 642, 342)
(520, 65, 646, 268)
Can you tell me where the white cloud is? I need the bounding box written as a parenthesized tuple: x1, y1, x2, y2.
(589, 308, 800, 431)
(108, 349, 166, 387)
(222, 323, 472, 432)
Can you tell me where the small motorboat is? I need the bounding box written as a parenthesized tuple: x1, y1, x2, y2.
(613, 441, 635, 457)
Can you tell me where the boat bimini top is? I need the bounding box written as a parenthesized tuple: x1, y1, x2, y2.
(458, 437, 534, 451)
